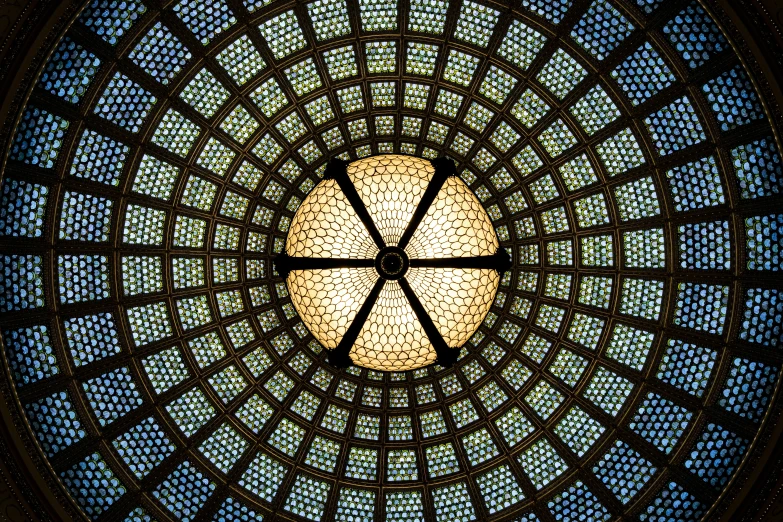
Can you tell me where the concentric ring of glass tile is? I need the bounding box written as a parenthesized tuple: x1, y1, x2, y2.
(1, 0, 782, 521)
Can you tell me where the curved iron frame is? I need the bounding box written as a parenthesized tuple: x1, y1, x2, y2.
(0, 0, 781, 521)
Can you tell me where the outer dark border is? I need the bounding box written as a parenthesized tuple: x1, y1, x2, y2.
(0, 1, 781, 520)
(698, 2, 783, 520)
(0, 2, 95, 519)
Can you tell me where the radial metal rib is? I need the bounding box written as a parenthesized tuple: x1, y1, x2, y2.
(396, 157, 456, 251)
(324, 158, 386, 250)
(409, 247, 512, 273)
(398, 277, 459, 368)
(329, 276, 386, 368)
(273, 254, 375, 278)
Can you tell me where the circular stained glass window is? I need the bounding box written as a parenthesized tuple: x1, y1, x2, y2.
(280, 154, 509, 370)
(0, 0, 781, 521)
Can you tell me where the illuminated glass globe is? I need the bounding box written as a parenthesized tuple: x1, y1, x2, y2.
(278, 155, 510, 370)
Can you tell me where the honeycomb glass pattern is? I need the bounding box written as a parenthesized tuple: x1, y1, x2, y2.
(285, 155, 502, 371)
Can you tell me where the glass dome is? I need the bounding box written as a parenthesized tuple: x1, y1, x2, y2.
(0, 0, 781, 521)
(282, 154, 505, 370)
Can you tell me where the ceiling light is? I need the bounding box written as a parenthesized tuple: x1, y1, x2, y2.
(277, 155, 510, 370)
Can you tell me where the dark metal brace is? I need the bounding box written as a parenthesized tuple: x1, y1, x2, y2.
(273, 254, 374, 279)
(328, 276, 386, 368)
(398, 277, 459, 368)
(409, 247, 512, 273)
(396, 157, 456, 251)
(275, 248, 510, 279)
(323, 158, 387, 250)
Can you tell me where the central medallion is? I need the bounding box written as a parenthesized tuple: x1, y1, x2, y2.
(276, 155, 510, 371)
(375, 246, 409, 280)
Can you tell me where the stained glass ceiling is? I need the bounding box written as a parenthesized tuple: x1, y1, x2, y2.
(0, 0, 782, 521)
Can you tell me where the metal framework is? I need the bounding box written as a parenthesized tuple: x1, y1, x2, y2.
(0, 0, 780, 521)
